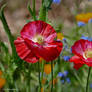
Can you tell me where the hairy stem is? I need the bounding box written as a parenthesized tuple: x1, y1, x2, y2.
(86, 67, 91, 92)
(51, 61, 53, 92)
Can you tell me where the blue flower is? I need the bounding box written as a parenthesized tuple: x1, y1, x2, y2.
(61, 80, 65, 84)
(90, 83, 92, 88)
(63, 38, 67, 44)
(81, 35, 92, 41)
(57, 72, 64, 77)
(77, 21, 86, 27)
(63, 71, 68, 76)
(81, 35, 89, 40)
(70, 48, 72, 53)
(88, 19, 92, 23)
(66, 78, 71, 83)
(64, 45, 68, 50)
(62, 38, 68, 50)
(53, 0, 61, 4)
(88, 38, 92, 41)
(63, 56, 70, 61)
(40, 72, 41, 77)
(63, 38, 67, 42)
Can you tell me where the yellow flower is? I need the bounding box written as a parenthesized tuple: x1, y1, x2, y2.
(57, 33, 64, 40)
(0, 78, 6, 89)
(76, 13, 92, 23)
(0, 71, 2, 77)
(44, 64, 54, 75)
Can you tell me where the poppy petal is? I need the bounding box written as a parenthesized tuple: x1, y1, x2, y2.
(70, 55, 84, 69)
(70, 55, 84, 64)
(74, 63, 84, 70)
(40, 23, 56, 43)
(14, 37, 38, 63)
(71, 39, 92, 68)
(21, 21, 56, 43)
(24, 38, 63, 62)
(72, 39, 92, 58)
(83, 58, 92, 67)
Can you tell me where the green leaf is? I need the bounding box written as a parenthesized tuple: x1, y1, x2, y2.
(0, 4, 20, 63)
(0, 41, 8, 53)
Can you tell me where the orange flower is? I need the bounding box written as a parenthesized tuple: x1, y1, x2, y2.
(44, 64, 54, 75)
(76, 13, 92, 23)
(41, 87, 43, 92)
(57, 33, 64, 40)
(0, 78, 6, 89)
(53, 78, 57, 85)
(39, 58, 43, 63)
(0, 71, 2, 77)
(50, 78, 57, 85)
(42, 78, 46, 85)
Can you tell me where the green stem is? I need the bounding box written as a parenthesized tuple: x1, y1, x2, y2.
(28, 64, 32, 92)
(39, 0, 47, 22)
(32, 0, 37, 20)
(41, 61, 45, 86)
(33, 0, 35, 14)
(0, 5, 17, 59)
(87, 24, 91, 37)
(38, 62, 41, 92)
(57, 56, 60, 71)
(73, 70, 84, 92)
(39, 6, 47, 22)
(51, 61, 53, 92)
(47, 0, 53, 9)
(27, 3, 33, 16)
(27, 3, 36, 21)
(86, 67, 91, 92)
(42, 0, 44, 4)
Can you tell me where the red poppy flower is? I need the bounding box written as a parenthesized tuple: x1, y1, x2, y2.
(70, 39, 92, 70)
(14, 21, 63, 63)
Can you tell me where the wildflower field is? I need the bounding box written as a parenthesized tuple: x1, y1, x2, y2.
(0, 0, 92, 92)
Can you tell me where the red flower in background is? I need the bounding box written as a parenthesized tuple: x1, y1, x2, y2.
(70, 39, 92, 70)
(14, 21, 63, 63)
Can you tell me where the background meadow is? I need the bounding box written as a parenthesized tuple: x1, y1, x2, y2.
(0, 0, 92, 92)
